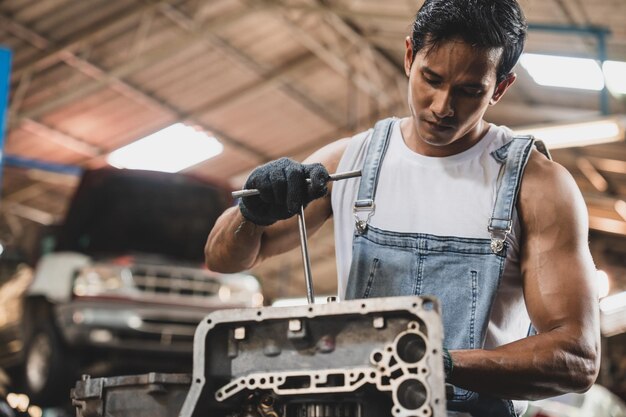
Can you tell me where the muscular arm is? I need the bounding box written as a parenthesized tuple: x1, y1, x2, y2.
(205, 138, 350, 273)
(448, 150, 601, 400)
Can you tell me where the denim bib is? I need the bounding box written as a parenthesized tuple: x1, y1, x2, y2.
(344, 118, 535, 417)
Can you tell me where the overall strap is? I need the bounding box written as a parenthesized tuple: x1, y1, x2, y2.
(488, 135, 536, 254)
(353, 118, 395, 234)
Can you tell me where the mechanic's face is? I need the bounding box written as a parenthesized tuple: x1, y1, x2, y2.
(404, 37, 515, 155)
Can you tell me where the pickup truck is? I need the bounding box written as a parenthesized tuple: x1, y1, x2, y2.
(0, 168, 262, 406)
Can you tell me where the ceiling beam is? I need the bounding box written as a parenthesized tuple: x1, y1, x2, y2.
(588, 157, 626, 175)
(313, 2, 411, 113)
(19, 119, 102, 157)
(261, 1, 399, 108)
(589, 216, 626, 236)
(582, 191, 626, 236)
(3, 202, 58, 225)
(3, 183, 48, 204)
(577, 157, 610, 193)
(273, 3, 414, 21)
(12, 33, 197, 124)
(9, 0, 172, 81)
(156, 3, 346, 128)
(185, 53, 320, 118)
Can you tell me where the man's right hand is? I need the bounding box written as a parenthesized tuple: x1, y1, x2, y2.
(238, 157, 330, 226)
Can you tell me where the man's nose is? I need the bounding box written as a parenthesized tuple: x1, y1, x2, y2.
(431, 90, 454, 119)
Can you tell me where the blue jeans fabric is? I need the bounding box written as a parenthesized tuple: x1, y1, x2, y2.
(344, 118, 535, 417)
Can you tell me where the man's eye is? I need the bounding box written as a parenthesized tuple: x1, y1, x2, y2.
(424, 77, 441, 86)
(463, 88, 483, 97)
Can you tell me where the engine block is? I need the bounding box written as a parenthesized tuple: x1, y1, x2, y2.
(180, 296, 446, 417)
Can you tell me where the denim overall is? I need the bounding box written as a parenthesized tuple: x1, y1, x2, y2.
(344, 118, 535, 417)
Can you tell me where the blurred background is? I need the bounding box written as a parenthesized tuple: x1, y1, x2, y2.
(0, 0, 625, 416)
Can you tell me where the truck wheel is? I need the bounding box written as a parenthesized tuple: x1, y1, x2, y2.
(23, 322, 74, 407)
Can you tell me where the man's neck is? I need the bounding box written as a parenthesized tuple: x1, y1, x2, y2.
(400, 118, 491, 157)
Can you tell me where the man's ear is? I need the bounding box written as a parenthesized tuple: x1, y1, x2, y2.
(404, 36, 414, 77)
(490, 72, 516, 105)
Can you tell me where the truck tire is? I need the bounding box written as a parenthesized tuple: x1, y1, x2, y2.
(23, 321, 75, 407)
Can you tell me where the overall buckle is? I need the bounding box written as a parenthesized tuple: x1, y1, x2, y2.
(353, 200, 375, 234)
(488, 220, 512, 254)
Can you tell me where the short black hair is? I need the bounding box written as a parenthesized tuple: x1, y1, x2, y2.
(411, 0, 527, 84)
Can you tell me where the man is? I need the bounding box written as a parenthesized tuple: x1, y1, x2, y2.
(205, 0, 600, 415)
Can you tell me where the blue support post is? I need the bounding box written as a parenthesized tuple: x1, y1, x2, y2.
(0, 48, 12, 200)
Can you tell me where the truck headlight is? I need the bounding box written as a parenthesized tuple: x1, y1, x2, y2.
(73, 265, 134, 297)
(219, 274, 263, 306)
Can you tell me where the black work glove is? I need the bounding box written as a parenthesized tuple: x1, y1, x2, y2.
(239, 157, 330, 226)
(443, 347, 454, 379)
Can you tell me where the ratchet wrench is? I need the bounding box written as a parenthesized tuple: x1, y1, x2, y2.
(231, 169, 361, 304)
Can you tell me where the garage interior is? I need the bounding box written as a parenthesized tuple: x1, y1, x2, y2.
(0, 0, 625, 416)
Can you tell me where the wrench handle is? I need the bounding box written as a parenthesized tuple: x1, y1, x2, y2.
(231, 169, 361, 198)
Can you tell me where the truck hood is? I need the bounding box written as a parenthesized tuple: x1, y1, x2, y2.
(55, 168, 232, 263)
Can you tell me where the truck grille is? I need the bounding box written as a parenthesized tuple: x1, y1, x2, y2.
(131, 266, 221, 298)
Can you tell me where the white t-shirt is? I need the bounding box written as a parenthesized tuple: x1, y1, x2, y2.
(331, 119, 530, 415)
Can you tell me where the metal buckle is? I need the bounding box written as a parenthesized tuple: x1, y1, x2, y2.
(487, 221, 511, 254)
(490, 239, 505, 254)
(353, 201, 375, 234)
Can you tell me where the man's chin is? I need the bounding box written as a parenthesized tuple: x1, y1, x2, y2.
(417, 130, 456, 148)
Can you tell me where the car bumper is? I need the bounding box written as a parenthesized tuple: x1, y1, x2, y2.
(55, 299, 211, 354)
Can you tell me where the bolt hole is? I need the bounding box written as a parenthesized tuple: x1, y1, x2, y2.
(308, 307, 313, 312)
(412, 303, 418, 308)
(249, 378, 256, 384)
(373, 352, 383, 362)
(423, 300, 434, 311)
(207, 319, 212, 324)
(260, 378, 266, 384)
(361, 303, 366, 308)
(257, 311, 262, 316)
(196, 378, 201, 383)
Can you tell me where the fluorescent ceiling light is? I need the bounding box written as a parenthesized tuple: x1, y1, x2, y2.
(107, 123, 223, 173)
(520, 53, 604, 91)
(514, 118, 624, 149)
(603, 60, 626, 95)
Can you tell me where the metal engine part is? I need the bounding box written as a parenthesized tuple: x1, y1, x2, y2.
(180, 295, 446, 417)
(71, 373, 190, 417)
